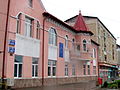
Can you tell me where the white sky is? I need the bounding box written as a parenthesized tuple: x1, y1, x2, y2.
(41, 0, 120, 44)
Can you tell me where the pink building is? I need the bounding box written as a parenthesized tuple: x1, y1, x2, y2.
(0, 0, 99, 88)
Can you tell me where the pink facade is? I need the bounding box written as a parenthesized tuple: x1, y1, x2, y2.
(0, 0, 99, 88)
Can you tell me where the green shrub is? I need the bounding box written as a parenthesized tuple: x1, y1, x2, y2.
(110, 84, 118, 89)
(115, 80, 120, 88)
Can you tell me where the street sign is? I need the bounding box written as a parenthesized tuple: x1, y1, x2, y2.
(8, 40, 15, 46)
(8, 47, 15, 53)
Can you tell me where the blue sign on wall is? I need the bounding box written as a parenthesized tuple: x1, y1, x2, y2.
(59, 42, 64, 58)
(8, 40, 15, 46)
(8, 47, 15, 53)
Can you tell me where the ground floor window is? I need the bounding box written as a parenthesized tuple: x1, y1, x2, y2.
(93, 66, 96, 75)
(83, 64, 86, 75)
(72, 64, 75, 76)
(48, 60, 56, 77)
(14, 55, 23, 78)
(65, 64, 68, 76)
(88, 65, 90, 75)
(32, 57, 38, 77)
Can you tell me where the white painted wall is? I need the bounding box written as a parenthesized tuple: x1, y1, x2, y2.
(64, 49, 70, 62)
(48, 45, 57, 60)
(15, 34, 40, 57)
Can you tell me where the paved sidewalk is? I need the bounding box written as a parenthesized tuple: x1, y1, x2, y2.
(14, 81, 98, 90)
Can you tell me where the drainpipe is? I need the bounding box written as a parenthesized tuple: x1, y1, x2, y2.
(2, 0, 11, 89)
(42, 16, 47, 85)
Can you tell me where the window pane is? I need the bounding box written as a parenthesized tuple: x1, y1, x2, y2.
(25, 17, 32, 37)
(32, 65, 34, 77)
(48, 28, 57, 45)
(32, 57, 38, 64)
(35, 65, 38, 77)
(15, 55, 23, 63)
(14, 64, 18, 77)
(18, 64, 22, 77)
(83, 65, 86, 75)
(48, 67, 51, 76)
(53, 67, 56, 76)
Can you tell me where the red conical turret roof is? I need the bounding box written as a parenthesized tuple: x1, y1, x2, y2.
(74, 11, 88, 31)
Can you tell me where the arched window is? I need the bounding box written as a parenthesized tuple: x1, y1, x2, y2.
(65, 35, 68, 48)
(83, 39, 87, 51)
(36, 21, 40, 39)
(16, 14, 21, 34)
(49, 28, 57, 46)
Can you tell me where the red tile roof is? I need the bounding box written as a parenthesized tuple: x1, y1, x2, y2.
(74, 12, 88, 31)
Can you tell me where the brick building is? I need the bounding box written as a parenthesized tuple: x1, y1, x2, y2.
(65, 15, 118, 81)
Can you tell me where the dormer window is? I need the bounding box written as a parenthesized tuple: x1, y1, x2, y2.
(28, 0, 33, 7)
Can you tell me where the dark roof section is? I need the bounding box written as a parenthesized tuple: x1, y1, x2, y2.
(91, 40, 100, 46)
(117, 44, 120, 48)
(65, 15, 116, 40)
(43, 12, 93, 35)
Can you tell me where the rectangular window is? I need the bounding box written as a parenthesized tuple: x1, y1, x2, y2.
(83, 64, 86, 75)
(93, 48, 96, 58)
(28, 0, 33, 7)
(72, 64, 75, 76)
(32, 57, 38, 77)
(14, 55, 23, 78)
(25, 17, 33, 37)
(88, 65, 90, 75)
(65, 64, 68, 76)
(48, 60, 56, 77)
(93, 66, 96, 75)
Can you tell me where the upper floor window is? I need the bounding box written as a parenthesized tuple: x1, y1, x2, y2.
(65, 35, 68, 48)
(93, 48, 96, 58)
(112, 45, 114, 60)
(49, 28, 57, 46)
(25, 17, 33, 37)
(28, 0, 33, 7)
(36, 21, 40, 39)
(83, 40, 87, 51)
(16, 14, 21, 34)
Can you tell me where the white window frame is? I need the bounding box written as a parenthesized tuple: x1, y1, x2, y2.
(24, 17, 32, 37)
(48, 28, 57, 46)
(28, 0, 33, 7)
(32, 64, 38, 78)
(32, 57, 38, 78)
(14, 55, 23, 78)
(48, 60, 56, 77)
(65, 64, 69, 76)
(14, 62, 23, 78)
(65, 35, 68, 48)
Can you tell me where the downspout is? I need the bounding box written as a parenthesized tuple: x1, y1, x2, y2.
(2, 0, 11, 89)
(42, 16, 47, 85)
